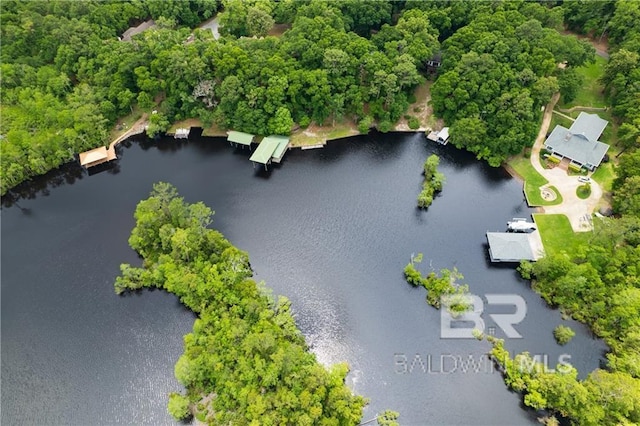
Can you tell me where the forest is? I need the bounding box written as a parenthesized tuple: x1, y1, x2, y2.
(114, 182, 366, 423)
(2, 0, 632, 192)
(501, 3, 640, 424)
(2, 1, 640, 424)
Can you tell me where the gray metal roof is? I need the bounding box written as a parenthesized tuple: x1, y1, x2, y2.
(543, 112, 609, 168)
(487, 232, 536, 262)
(544, 126, 609, 168)
(569, 112, 608, 142)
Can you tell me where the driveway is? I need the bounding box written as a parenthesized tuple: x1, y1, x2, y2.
(530, 93, 603, 232)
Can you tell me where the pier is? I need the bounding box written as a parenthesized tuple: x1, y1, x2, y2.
(426, 127, 450, 145)
(174, 128, 190, 139)
(78, 114, 148, 169)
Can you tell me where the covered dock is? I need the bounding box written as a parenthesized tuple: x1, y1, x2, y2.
(79, 146, 116, 168)
(174, 128, 190, 139)
(78, 114, 148, 170)
(426, 127, 450, 145)
(486, 231, 544, 262)
(268, 135, 290, 163)
(249, 135, 290, 169)
(227, 130, 255, 148)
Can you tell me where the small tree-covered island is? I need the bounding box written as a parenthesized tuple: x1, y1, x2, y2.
(2, 0, 640, 425)
(115, 183, 366, 423)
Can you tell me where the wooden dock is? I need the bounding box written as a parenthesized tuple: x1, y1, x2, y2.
(301, 143, 325, 150)
(78, 114, 148, 169)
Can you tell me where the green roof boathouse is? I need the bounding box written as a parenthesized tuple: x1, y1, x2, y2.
(249, 135, 290, 170)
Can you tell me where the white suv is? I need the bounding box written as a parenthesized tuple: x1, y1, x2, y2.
(578, 176, 591, 183)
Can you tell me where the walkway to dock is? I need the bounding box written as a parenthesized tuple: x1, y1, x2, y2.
(79, 114, 148, 168)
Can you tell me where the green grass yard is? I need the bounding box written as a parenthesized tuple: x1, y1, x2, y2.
(533, 214, 590, 256)
(591, 162, 616, 192)
(559, 56, 608, 109)
(556, 55, 618, 148)
(508, 156, 563, 206)
(290, 120, 358, 147)
(549, 113, 574, 132)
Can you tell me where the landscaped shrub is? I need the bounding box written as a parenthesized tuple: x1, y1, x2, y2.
(547, 156, 561, 164)
(408, 117, 420, 130)
(568, 163, 583, 172)
(577, 184, 591, 199)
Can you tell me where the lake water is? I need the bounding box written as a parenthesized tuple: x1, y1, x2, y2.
(1, 131, 607, 425)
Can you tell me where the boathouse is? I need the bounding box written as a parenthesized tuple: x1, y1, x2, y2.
(249, 135, 290, 169)
(78, 146, 116, 168)
(426, 127, 450, 145)
(486, 229, 544, 263)
(487, 232, 536, 262)
(227, 130, 255, 148)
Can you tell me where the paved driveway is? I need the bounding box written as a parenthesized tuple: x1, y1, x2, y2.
(529, 93, 603, 232)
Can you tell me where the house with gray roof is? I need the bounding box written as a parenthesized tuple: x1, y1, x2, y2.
(543, 112, 609, 171)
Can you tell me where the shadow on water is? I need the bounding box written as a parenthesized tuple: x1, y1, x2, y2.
(139, 136, 189, 153)
(253, 166, 274, 180)
(1, 161, 85, 209)
(87, 160, 120, 177)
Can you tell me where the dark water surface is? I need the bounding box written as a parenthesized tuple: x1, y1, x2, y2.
(1, 132, 607, 425)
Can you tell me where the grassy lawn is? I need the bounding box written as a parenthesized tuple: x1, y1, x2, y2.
(533, 214, 590, 256)
(268, 23, 291, 37)
(508, 155, 563, 206)
(591, 162, 616, 191)
(166, 118, 227, 137)
(168, 118, 203, 134)
(556, 55, 618, 147)
(109, 106, 143, 141)
(201, 122, 228, 137)
(549, 113, 574, 132)
(576, 183, 592, 199)
(559, 56, 608, 109)
(290, 120, 359, 147)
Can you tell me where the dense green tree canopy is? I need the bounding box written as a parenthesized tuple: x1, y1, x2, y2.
(430, 6, 594, 166)
(115, 183, 366, 424)
(1, 0, 430, 194)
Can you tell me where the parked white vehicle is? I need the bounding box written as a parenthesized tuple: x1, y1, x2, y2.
(578, 176, 591, 183)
